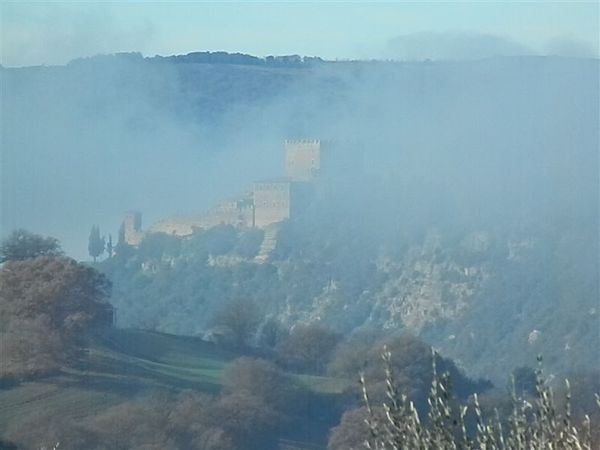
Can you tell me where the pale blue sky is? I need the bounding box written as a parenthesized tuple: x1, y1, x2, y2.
(1, 1, 599, 66)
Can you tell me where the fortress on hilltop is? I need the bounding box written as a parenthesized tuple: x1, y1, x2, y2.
(121, 138, 360, 252)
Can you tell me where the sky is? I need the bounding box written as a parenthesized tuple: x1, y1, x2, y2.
(1, 1, 599, 67)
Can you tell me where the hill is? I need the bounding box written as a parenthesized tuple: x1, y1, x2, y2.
(0, 328, 347, 449)
(99, 208, 598, 383)
(0, 330, 230, 433)
(2, 51, 598, 382)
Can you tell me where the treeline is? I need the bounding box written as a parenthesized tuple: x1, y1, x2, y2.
(68, 51, 325, 68)
(99, 209, 599, 380)
(158, 51, 325, 67)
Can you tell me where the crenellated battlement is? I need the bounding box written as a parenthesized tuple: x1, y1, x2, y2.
(284, 139, 320, 145)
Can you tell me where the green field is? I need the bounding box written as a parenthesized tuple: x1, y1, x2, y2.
(0, 329, 348, 440)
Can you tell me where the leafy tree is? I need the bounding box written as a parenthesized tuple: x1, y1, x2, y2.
(327, 328, 383, 377)
(328, 334, 490, 410)
(117, 222, 126, 245)
(234, 228, 264, 258)
(0, 316, 66, 378)
(277, 324, 341, 374)
(204, 225, 238, 255)
(327, 407, 373, 450)
(137, 232, 181, 260)
(105, 234, 114, 258)
(215, 392, 278, 443)
(256, 317, 286, 349)
(214, 299, 260, 349)
(0, 229, 62, 263)
(222, 357, 300, 411)
(3, 391, 236, 450)
(0, 256, 113, 379)
(88, 225, 105, 262)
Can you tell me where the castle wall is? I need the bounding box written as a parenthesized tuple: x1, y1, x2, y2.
(254, 179, 291, 227)
(147, 195, 254, 237)
(147, 219, 197, 236)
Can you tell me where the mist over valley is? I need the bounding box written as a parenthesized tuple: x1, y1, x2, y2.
(1, 17, 598, 448)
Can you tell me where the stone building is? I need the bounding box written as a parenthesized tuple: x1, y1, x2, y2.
(122, 211, 144, 246)
(253, 178, 314, 228)
(285, 139, 321, 181)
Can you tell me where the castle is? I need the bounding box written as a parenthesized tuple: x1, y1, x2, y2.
(121, 139, 327, 245)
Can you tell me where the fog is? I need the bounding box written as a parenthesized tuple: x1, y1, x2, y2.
(384, 32, 533, 60)
(1, 53, 598, 259)
(383, 31, 598, 60)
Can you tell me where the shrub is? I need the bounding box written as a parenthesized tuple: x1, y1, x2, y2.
(329, 334, 490, 412)
(213, 299, 260, 349)
(5, 392, 235, 450)
(222, 357, 300, 411)
(0, 229, 62, 263)
(277, 324, 341, 373)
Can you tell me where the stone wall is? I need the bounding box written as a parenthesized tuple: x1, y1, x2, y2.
(123, 211, 144, 246)
(148, 194, 255, 236)
(253, 179, 291, 227)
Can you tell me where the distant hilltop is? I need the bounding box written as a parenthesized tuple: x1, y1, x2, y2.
(68, 51, 326, 68)
(120, 139, 361, 247)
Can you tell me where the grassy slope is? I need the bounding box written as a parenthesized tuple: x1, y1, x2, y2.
(0, 329, 348, 440)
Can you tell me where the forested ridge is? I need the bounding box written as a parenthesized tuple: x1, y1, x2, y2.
(99, 194, 598, 382)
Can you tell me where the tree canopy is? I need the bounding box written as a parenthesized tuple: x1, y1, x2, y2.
(214, 298, 261, 349)
(0, 255, 113, 379)
(88, 225, 105, 262)
(0, 229, 63, 263)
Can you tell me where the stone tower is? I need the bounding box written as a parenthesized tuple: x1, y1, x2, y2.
(285, 139, 321, 181)
(122, 211, 144, 246)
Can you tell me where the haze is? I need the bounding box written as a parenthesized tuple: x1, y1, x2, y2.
(1, 2, 598, 67)
(1, 4, 599, 449)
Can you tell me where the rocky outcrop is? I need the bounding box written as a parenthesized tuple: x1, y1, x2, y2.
(368, 249, 488, 334)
